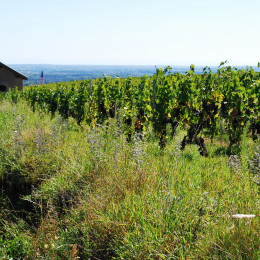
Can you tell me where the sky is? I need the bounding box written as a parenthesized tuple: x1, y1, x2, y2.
(1, 0, 260, 66)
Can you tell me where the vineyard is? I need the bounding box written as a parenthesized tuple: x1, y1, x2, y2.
(17, 63, 260, 154)
(1, 63, 260, 259)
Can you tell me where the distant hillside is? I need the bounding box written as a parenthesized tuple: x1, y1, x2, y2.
(10, 64, 260, 86)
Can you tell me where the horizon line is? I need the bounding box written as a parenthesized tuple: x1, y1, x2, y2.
(8, 63, 260, 67)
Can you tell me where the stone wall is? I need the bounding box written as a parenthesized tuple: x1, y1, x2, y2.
(0, 67, 23, 91)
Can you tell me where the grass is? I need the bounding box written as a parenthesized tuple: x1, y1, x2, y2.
(0, 100, 259, 259)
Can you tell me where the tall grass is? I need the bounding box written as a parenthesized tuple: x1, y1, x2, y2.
(0, 100, 259, 259)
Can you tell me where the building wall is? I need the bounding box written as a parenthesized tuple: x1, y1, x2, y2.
(0, 67, 23, 91)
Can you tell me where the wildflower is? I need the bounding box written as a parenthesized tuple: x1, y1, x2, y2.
(87, 125, 105, 163)
(132, 132, 146, 171)
(228, 155, 241, 175)
(173, 137, 182, 166)
(249, 145, 260, 191)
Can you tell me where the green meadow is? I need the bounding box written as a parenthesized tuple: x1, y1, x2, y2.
(0, 98, 259, 259)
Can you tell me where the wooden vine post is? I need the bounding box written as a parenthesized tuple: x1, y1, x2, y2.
(56, 83, 59, 110)
(152, 79, 156, 118)
(218, 73, 223, 144)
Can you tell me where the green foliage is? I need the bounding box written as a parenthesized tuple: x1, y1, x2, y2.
(20, 65, 260, 150)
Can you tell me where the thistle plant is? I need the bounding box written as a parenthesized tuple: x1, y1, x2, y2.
(131, 132, 146, 171)
(87, 124, 105, 164)
(12, 112, 27, 156)
(111, 129, 123, 168)
(51, 115, 68, 147)
(249, 145, 260, 192)
(229, 155, 242, 176)
(173, 137, 182, 167)
(35, 125, 49, 155)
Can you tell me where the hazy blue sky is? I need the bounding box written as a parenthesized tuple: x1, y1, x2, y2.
(1, 0, 259, 66)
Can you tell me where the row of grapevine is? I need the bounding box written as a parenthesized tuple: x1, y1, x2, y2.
(15, 63, 260, 155)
